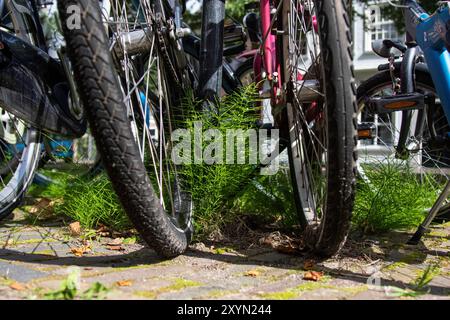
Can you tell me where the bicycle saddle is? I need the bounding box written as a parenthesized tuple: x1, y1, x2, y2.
(372, 39, 407, 58)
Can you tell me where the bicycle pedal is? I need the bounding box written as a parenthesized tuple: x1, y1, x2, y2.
(367, 92, 425, 114)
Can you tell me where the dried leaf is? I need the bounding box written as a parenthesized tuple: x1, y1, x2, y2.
(303, 271, 324, 282)
(9, 282, 26, 291)
(303, 259, 315, 270)
(69, 222, 81, 236)
(107, 238, 124, 246)
(106, 245, 124, 251)
(116, 280, 133, 287)
(96, 225, 111, 237)
(70, 245, 91, 257)
(245, 270, 260, 277)
(28, 198, 57, 219)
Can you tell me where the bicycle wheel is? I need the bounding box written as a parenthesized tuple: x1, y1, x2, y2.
(279, 0, 357, 257)
(58, 0, 194, 257)
(0, 1, 43, 220)
(357, 67, 450, 179)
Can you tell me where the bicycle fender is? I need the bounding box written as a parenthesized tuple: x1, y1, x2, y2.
(0, 30, 86, 138)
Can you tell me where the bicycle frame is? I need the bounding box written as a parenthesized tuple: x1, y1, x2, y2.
(0, 0, 86, 138)
(254, 0, 282, 106)
(402, 0, 450, 125)
(254, 0, 318, 108)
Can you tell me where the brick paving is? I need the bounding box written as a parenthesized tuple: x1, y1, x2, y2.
(0, 210, 449, 300)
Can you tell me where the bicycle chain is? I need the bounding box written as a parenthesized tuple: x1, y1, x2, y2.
(154, 13, 183, 91)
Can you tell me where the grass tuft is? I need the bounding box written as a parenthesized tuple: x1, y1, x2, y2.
(353, 162, 440, 233)
(54, 175, 131, 231)
(180, 84, 265, 237)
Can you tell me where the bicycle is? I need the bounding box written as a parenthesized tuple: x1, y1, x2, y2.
(56, 0, 356, 258)
(357, 0, 450, 244)
(0, 0, 89, 220)
(0, 0, 262, 223)
(255, 0, 357, 255)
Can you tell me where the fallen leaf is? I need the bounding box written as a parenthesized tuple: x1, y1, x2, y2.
(9, 282, 25, 291)
(70, 245, 92, 257)
(303, 271, 324, 282)
(69, 222, 81, 236)
(245, 270, 260, 277)
(303, 259, 315, 270)
(96, 225, 111, 237)
(106, 245, 124, 251)
(28, 198, 56, 218)
(107, 238, 124, 246)
(116, 280, 133, 287)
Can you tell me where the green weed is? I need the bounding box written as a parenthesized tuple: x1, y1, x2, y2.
(385, 263, 441, 298)
(179, 84, 266, 237)
(43, 269, 109, 300)
(54, 175, 130, 231)
(353, 162, 440, 233)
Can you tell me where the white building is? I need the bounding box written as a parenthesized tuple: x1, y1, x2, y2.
(353, 0, 404, 82)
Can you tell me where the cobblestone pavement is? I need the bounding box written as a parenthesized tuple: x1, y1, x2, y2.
(0, 211, 449, 300)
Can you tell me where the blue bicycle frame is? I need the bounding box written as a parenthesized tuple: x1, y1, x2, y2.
(401, 0, 450, 244)
(403, 0, 450, 124)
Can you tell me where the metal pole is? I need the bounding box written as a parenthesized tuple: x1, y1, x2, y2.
(198, 0, 225, 105)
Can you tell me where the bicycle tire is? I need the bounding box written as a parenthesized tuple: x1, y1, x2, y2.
(280, 0, 357, 257)
(58, 0, 193, 258)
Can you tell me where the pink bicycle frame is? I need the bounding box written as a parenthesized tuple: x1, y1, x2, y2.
(254, 0, 283, 105)
(252, 0, 320, 117)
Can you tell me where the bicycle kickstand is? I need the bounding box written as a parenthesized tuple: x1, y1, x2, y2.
(408, 180, 450, 245)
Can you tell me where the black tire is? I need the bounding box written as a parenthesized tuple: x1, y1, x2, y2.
(280, 0, 357, 257)
(58, 0, 193, 258)
(234, 57, 255, 87)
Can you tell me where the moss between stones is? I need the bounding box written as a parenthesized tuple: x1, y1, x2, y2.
(134, 290, 157, 299)
(399, 251, 427, 264)
(0, 238, 58, 247)
(258, 282, 369, 300)
(203, 289, 239, 299)
(165, 279, 201, 291)
(0, 276, 14, 286)
(258, 277, 333, 300)
(213, 247, 236, 255)
(32, 250, 57, 256)
(133, 278, 202, 299)
(383, 262, 408, 271)
(259, 291, 298, 300)
(428, 230, 448, 238)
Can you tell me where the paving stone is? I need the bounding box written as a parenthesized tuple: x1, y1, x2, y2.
(247, 252, 292, 264)
(0, 222, 448, 300)
(0, 260, 48, 282)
